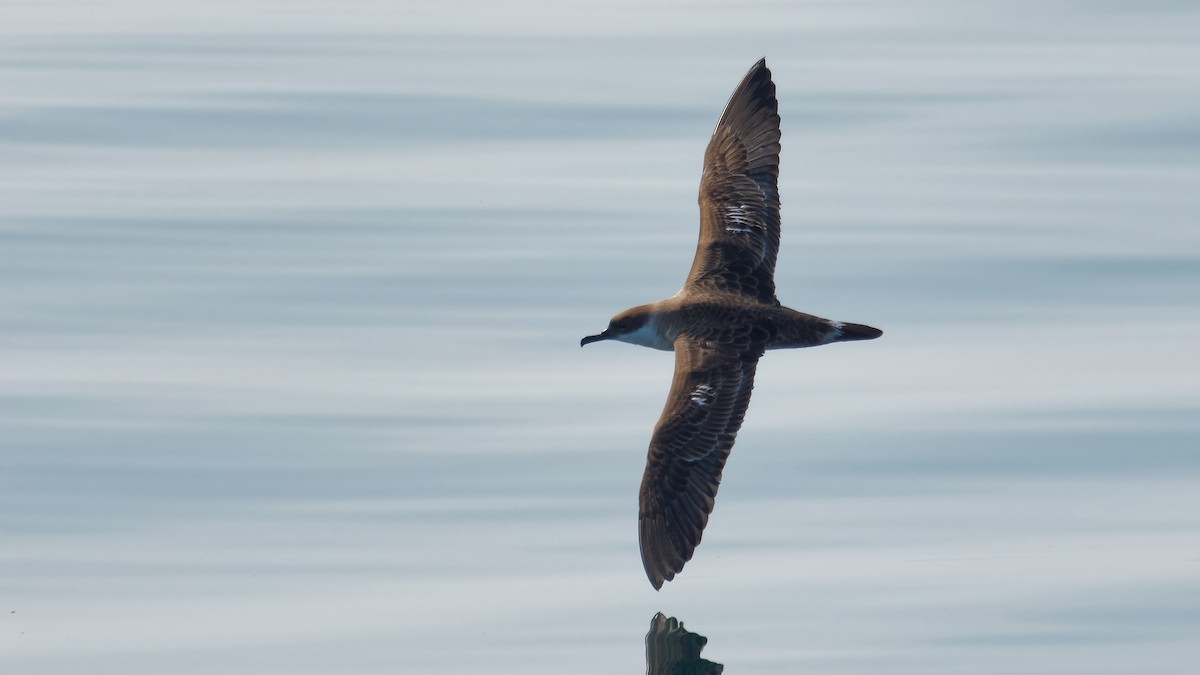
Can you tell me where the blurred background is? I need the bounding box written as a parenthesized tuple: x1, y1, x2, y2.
(2, 1, 1198, 673)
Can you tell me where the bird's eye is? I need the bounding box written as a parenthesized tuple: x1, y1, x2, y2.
(616, 321, 627, 329)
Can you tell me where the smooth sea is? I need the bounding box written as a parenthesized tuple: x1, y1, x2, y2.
(3, 1, 1199, 673)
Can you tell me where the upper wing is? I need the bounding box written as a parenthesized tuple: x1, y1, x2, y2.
(685, 58, 782, 305)
(639, 335, 759, 589)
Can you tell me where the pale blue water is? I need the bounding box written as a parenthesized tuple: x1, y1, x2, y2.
(3, 2, 1199, 673)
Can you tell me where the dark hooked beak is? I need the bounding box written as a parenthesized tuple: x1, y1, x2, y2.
(580, 330, 610, 347)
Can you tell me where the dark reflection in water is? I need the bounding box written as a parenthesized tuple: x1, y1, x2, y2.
(646, 613, 723, 675)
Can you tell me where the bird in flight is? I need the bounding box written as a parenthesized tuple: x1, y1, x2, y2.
(581, 59, 882, 590)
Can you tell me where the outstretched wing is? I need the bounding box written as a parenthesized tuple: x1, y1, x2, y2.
(639, 335, 759, 589)
(685, 58, 782, 305)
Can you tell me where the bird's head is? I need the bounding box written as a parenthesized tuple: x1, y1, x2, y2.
(581, 305, 655, 347)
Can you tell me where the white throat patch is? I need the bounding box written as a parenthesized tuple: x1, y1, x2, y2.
(615, 316, 673, 351)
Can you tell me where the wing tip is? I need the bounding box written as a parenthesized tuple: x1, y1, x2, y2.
(643, 559, 674, 591)
(640, 512, 685, 590)
(713, 58, 778, 134)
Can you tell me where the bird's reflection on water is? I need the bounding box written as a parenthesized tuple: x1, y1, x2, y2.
(645, 613, 723, 674)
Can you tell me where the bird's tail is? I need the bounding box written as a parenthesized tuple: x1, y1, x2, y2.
(832, 322, 883, 342)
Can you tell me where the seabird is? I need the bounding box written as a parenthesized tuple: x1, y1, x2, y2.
(581, 59, 882, 590)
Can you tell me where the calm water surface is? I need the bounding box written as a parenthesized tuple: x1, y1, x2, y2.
(3, 1, 1199, 673)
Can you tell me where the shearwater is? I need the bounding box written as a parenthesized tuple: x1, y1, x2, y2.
(581, 59, 882, 590)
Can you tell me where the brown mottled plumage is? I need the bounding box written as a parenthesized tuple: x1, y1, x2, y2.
(581, 59, 882, 590)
